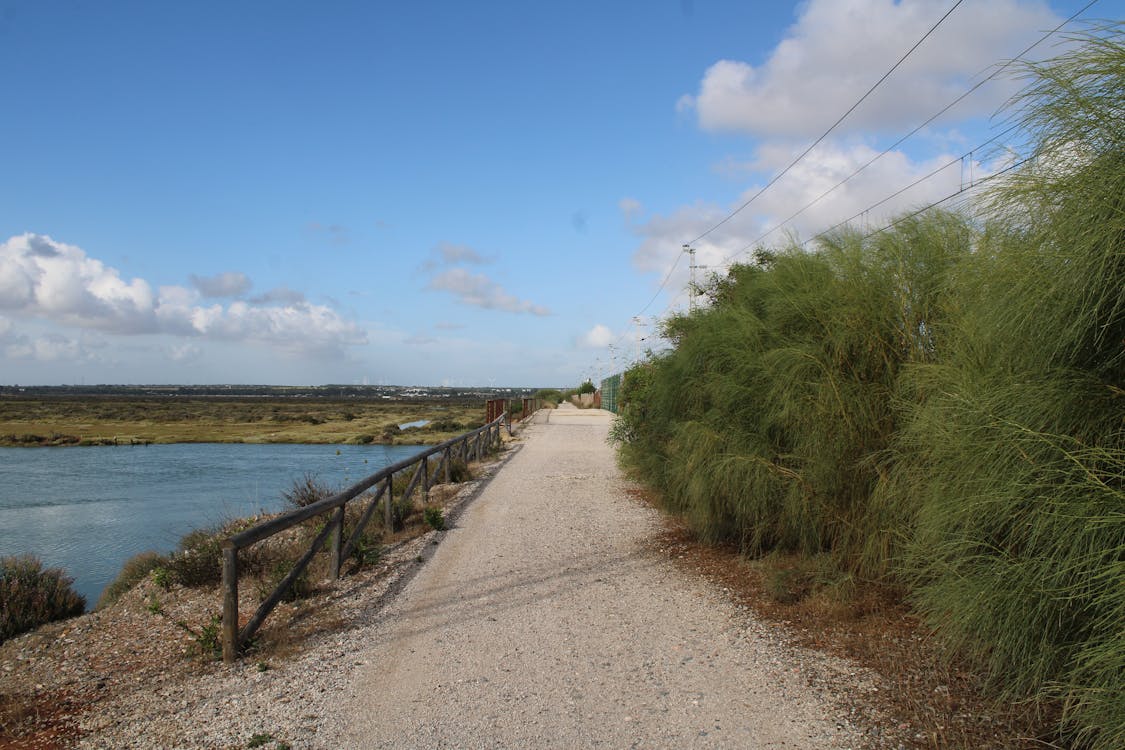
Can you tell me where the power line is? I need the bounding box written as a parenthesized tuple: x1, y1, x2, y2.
(604, 0, 1096, 373)
(854, 154, 1031, 242)
(706, 120, 1021, 268)
(620, 0, 967, 350)
(686, 0, 966, 246)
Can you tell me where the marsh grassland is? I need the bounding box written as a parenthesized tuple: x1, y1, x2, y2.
(0, 396, 485, 446)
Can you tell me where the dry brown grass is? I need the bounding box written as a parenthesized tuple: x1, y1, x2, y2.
(0, 397, 483, 446)
(630, 488, 1060, 750)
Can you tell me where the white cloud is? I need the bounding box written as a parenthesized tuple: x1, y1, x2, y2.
(618, 197, 643, 220)
(628, 139, 997, 298)
(579, 324, 614, 349)
(0, 234, 157, 333)
(0, 320, 100, 363)
(681, 0, 1060, 138)
(190, 271, 251, 298)
(250, 286, 306, 306)
(168, 343, 202, 363)
(0, 234, 368, 357)
(428, 268, 551, 316)
(435, 242, 489, 265)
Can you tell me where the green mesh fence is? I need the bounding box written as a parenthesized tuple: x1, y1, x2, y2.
(599, 373, 622, 414)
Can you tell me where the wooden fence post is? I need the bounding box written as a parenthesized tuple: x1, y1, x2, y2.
(383, 475, 394, 532)
(444, 447, 451, 483)
(329, 505, 345, 579)
(221, 544, 239, 663)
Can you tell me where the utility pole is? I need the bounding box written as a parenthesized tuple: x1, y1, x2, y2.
(683, 244, 708, 313)
(683, 244, 696, 312)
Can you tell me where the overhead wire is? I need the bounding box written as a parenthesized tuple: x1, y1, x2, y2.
(612, 0, 966, 351)
(712, 0, 1098, 268)
(606, 0, 1097, 368)
(685, 0, 966, 246)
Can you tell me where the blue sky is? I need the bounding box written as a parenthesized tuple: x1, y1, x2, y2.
(1, 0, 1118, 387)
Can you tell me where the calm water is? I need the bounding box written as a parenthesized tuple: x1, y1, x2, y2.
(0, 442, 426, 608)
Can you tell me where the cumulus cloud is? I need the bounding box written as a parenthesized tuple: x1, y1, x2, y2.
(0, 234, 367, 357)
(190, 271, 251, 298)
(628, 139, 994, 298)
(250, 286, 306, 306)
(419, 241, 552, 316)
(578, 324, 614, 349)
(680, 0, 1060, 139)
(428, 268, 551, 316)
(0, 234, 157, 333)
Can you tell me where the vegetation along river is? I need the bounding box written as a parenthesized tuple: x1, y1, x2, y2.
(0, 442, 427, 608)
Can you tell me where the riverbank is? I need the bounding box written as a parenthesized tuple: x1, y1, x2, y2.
(0, 397, 484, 447)
(0, 439, 515, 747)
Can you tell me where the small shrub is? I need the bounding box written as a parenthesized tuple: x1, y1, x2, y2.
(354, 434, 375, 445)
(1, 555, 86, 643)
(282, 472, 334, 508)
(448, 460, 472, 483)
(247, 733, 273, 748)
(152, 566, 172, 590)
(348, 531, 382, 567)
(423, 506, 445, 531)
(256, 559, 311, 603)
(390, 495, 414, 530)
(166, 527, 223, 587)
(176, 614, 222, 659)
(766, 563, 816, 605)
(427, 419, 464, 431)
(96, 550, 168, 609)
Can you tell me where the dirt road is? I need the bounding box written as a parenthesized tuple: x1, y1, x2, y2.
(326, 404, 868, 748)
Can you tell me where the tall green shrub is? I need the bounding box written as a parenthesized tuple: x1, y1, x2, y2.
(896, 29, 1124, 748)
(612, 27, 1123, 749)
(614, 210, 970, 575)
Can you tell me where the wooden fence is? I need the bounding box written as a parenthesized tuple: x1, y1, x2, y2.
(220, 413, 509, 661)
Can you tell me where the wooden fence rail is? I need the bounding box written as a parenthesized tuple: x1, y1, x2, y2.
(221, 413, 510, 662)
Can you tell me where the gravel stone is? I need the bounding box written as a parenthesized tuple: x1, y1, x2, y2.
(6, 405, 877, 748)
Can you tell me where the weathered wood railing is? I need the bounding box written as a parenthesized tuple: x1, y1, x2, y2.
(221, 413, 509, 662)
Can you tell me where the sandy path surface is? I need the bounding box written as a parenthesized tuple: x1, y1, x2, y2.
(325, 405, 867, 749)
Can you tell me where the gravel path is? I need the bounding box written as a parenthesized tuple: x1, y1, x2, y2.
(324, 406, 869, 749)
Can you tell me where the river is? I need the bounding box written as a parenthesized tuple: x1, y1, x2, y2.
(0, 442, 427, 608)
